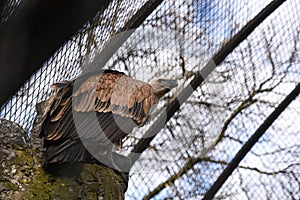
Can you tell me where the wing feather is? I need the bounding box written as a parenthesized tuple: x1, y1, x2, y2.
(42, 71, 157, 135)
(38, 70, 159, 164)
(72, 71, 157, 124)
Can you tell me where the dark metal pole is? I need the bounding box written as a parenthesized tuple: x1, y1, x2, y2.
(84, 0, 164, 72)
(203, 83, 300, 200)
(129, 0, 287, 164)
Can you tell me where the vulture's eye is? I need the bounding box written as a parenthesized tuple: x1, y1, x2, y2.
(157, 79, 165, 84)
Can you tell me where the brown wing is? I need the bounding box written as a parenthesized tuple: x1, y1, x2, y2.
(38, 70, 158, 164)
(72, 71, 157, 124)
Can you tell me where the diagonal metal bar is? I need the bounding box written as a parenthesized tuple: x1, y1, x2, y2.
(84, 0, 164, 72)
(203, 82, 300, 200)
(0, 0, 164, 106)
(129, 0, 287, 165)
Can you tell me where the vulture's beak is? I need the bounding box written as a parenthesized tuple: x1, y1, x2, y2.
(163, 79, 178, 89)
(149, 78, 178, 99)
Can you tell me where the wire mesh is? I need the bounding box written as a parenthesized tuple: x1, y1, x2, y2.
(0, 0, 150, 133)
(0, 0, 299, 199)
(0, 0, 22, 23)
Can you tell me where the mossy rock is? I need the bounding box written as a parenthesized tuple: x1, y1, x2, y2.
(0, 119, 128, 200)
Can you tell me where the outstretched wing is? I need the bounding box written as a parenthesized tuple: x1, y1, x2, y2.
(71, 70, 157, 124)
(38, 70, 158, 163)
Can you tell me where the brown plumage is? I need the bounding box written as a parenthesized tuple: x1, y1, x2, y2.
(37, 69, 177, 165)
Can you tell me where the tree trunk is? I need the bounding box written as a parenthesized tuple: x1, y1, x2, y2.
(0, 118, 128, 199)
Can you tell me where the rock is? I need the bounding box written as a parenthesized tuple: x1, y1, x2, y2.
(0, 118, 128, 199)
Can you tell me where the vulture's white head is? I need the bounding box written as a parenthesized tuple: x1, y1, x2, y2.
(149, 78, 178, 99)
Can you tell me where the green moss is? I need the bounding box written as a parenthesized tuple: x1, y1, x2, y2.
(1, 142, 126, 199)
(15, 149, 34, 167)
(3, 181, 19, 191)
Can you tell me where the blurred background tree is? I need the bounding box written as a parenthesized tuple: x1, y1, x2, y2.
(0, 0, 299, 199)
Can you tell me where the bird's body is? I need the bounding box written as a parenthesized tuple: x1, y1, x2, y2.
(37, 69, 177, 166)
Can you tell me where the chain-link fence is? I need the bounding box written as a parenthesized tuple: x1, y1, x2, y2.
(1, 0, 299, 199)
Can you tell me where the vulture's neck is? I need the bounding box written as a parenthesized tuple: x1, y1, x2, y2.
(154, 88, 171, 99)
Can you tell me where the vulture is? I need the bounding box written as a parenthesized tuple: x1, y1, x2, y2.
(37, 69, 177, 169)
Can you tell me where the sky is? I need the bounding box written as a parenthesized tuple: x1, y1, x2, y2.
(0, 0, 299, 199)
